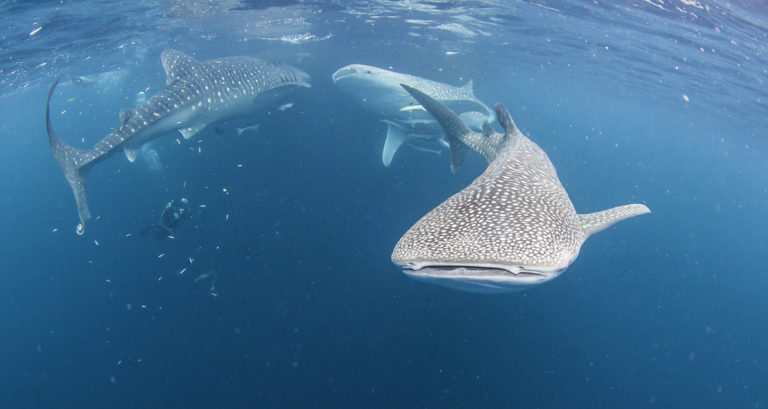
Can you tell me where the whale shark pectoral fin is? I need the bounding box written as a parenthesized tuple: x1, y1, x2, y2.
(578, 203, 651, 238)
(179, 124, 204, 140)
(382, 120, 407, 167)
(160, 49, 200, 85)
(124, 146, 139, 163)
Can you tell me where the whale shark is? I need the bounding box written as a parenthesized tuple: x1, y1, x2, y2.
(46, 49, 310, 234)
(391, 85, 651, 293)
(331, 64, 494, 169)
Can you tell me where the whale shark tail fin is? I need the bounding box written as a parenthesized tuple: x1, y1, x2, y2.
(46, 79, 92, 235)
(400, 84, 469, 173)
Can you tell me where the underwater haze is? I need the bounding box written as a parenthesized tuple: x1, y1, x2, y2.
(1, 0, 767, 408)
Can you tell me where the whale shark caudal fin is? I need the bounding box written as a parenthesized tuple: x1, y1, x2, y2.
(46, 79, 92, 235)
(578, 203, 651, 238)
(401, 84, 514, 167)
(400, 84, 468, 173)
(382, 120, 407, 167)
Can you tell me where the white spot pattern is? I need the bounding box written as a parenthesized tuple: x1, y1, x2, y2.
(47, 49, 311, 233)
(393, 129, 581, 269)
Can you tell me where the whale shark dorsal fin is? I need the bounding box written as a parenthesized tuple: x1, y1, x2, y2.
(179, 124, 205, 140)
(494, 103, 518, 137)
(482, 123, 494, 137)
(461, 79, 474, 94)
(119, 109, 134, 126)
(161, 49, 200, 85)
(382, 120, 407, 167)
(578, 203, 651, 238)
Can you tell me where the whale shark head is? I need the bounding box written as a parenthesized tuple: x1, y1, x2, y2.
(332, 64, 414, 114)
(392, 84, 651, 293)
(332, 64, 396, 88)
(332, 64, 490, 118)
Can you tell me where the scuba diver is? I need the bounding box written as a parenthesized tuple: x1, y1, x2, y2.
(141, 198, 192, 238)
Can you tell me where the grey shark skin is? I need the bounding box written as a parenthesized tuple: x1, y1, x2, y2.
(46, 49, 310, 234)
(331, 64, 494, 168)
(391, 85, 651, 293)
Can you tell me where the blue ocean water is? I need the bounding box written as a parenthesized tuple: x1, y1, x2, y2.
(1, 0, 767, 407)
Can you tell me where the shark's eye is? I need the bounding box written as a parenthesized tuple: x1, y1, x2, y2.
(366, 70, 372, 74)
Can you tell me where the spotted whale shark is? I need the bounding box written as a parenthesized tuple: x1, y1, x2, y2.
(391, 85, 651, 293)
(46, 49, 310, 234)
(331, 64, 493, 169)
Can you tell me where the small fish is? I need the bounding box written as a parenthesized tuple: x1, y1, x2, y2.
(236, 124, 260, 136)
(278, 102, 294, 111)
(157, 253, 165, 259)
(194, 273, 210, 283)
(178, 267, 187, 275)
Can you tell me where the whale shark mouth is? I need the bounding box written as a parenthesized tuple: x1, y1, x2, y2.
(331, 66, 372, 83)
(331, 66, 355, 83)
(398, 264, 562, 293)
